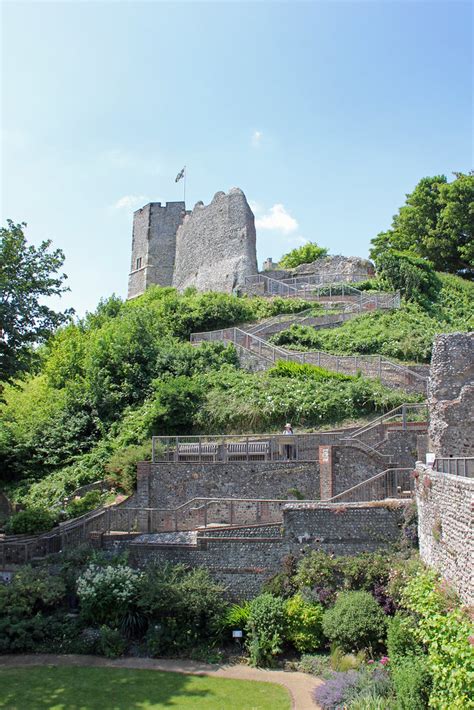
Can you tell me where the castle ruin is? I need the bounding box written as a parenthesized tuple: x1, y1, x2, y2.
(127, 188, 258, 299)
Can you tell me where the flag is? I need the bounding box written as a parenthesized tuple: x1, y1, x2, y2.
(175, 167, 185, 183)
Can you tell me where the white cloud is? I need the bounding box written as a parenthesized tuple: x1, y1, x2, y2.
(255, 203, 298, 234)
(251, 130, 263, 147)
(113, 195, 149, 210)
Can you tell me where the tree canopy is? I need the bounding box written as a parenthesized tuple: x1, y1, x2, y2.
(279, 242, 328, 269)
(0, 220, 73, 386)
(370, 172, 474, 277)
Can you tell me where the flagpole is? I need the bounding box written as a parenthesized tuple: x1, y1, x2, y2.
(183, 166, 186, 205)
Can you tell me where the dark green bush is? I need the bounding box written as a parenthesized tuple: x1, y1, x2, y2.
(138, 564, 226, 654)
(4, 507, 58, 534)
(391, 654, 431, 709)
(322, 591, 387, 652)
(375, 249, 441, 306)
(99, 625, 126, 658)
(386, 613, 424, 662)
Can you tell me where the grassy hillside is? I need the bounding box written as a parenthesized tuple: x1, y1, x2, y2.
(270, 273, 474, 363)
(0, 287, 420, 512)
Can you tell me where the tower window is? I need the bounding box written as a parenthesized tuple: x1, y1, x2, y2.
(136, 257, 142, 270)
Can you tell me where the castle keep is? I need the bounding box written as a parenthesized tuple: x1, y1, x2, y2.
(127, 188, 258, 299)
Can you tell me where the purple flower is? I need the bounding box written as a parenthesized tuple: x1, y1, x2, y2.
(313, 671, 359, 709)
(380, 656, 389, 666)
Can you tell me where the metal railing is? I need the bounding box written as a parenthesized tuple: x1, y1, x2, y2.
(190, 327, 428, 393)
(345, 404, 429, 444)
(152, 433, 321, 463)
(327, 468, 414, 503)
(107, 497, 289, 533)
(433, 458, 474, 478)
(243, 273, 400, 309)
(0, 505, 109, 567)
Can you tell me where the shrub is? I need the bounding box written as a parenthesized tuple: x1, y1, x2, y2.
(222, 601, 252, 632)
(279, 242, 328, 268)
(313, 670, 360, 709)
(4, 507, 58, 534)
(99, 625, 126, 658)
(246, 593, 286, 667)
(77, 564, 142, 626)
(391, 654, 431, 709)
(104, 443, 151, 494)
(386, 613, 424, 662)
(64, 489, 102, 519)
(399, 569, 474, 709)
(375, 250, 441, 306)
(296, 654, 332, 678)
(322, 591, 387, 652)
(0, 565, 65, 619)
(138, 564, 226, 654)
(285, 594, 324, 652)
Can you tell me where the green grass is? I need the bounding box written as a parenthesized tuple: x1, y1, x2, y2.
(0, 666, 291, 710)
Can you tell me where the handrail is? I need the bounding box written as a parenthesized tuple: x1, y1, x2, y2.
(432, 457, 474, 478)
(346, 403, 428, 440)
(327, 467, 413, 502)
(244, 273, 400, 309)
(190, 327, 428, 393)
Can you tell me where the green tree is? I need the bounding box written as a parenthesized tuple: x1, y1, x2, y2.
(0, 221, 73, 385)
(279, 242, 328, 269)
(375, 249, 441, 306)
(370, 173, 474, 277)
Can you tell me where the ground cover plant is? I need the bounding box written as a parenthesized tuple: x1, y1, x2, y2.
(0, 666, 291, 710)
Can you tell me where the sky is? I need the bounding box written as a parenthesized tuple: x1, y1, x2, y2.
(1, 0, 472, 316)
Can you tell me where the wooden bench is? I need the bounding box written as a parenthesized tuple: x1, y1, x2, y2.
(226, 441, 270, 460)
(176, 443, 218, 461)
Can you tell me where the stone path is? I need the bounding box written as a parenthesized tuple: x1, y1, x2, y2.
(0, 654, 322, 710)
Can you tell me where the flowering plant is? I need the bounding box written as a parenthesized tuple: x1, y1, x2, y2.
(77, 564, 143, 625)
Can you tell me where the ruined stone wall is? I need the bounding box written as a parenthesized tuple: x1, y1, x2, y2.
(173, 188, 258, 294)
(428, 332, 474, 456)
(122, 501, 405, 599)
(264, 256, 375, 283)
(416, 465, 474, 605)
(127, 201, 186, 299)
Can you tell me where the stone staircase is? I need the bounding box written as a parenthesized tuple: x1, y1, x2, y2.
(190, 326, 429, 394)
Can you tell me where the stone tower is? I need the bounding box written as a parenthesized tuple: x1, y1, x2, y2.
(127, 201, 187, 299)
(173, 188, 258, 293)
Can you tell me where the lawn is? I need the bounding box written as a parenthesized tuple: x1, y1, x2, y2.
(0, 666, 291, 710)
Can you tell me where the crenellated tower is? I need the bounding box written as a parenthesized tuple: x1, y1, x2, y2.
(127, 201, 187, 299)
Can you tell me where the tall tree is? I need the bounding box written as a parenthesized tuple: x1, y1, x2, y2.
(370, 172, 474, 277)
(0, 220, 73, 385)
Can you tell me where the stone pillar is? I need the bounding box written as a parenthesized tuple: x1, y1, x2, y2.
(136, 461, 152, 508)
(319, 446, 334, 500)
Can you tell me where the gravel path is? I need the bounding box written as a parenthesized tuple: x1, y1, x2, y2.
(0, 654, 322, 710)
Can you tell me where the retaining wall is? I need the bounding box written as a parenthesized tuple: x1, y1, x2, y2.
(416, 465, 474, 605)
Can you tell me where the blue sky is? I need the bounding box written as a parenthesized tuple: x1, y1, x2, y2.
(1, 0, 472, 315)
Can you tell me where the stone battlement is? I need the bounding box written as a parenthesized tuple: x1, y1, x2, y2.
(127, 188, 258, 298)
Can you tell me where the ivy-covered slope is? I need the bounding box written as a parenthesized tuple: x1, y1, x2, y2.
(270, 273, 474, 363)
(0, 287, 419, 509)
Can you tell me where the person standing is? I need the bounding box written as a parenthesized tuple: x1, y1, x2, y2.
(283, 423, 294, 460)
